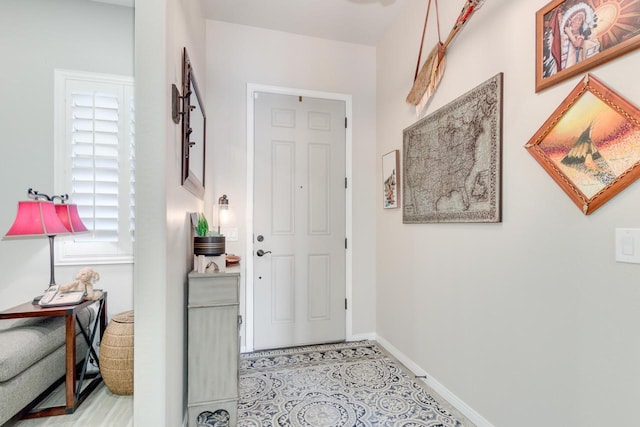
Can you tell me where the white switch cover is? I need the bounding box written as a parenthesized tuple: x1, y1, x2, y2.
(221, 227, 238, 242)
(615, 228, 640, 264)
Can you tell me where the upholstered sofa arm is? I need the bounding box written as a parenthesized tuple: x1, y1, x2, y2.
(0, 308, 93, 426)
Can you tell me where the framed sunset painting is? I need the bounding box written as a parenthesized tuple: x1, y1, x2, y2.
(526, 74, 640, 214)
(536, 0, 640, 92)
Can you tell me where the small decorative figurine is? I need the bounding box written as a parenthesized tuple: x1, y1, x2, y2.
(59, 267, 102, 300)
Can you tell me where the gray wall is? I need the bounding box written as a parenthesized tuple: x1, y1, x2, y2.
(134, 0, 205, 425)
(377, 1, 640, 426)
(0, 0, 134, 318)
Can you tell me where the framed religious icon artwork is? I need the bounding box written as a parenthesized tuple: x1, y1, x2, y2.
(526, 74, 640, 214)
(535, 0, 640, 92)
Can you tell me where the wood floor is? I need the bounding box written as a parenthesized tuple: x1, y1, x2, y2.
(12, 383, 132, 427)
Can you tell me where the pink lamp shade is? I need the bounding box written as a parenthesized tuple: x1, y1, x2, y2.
(4, 201, 70, 237)
(55, 203, 88, 233)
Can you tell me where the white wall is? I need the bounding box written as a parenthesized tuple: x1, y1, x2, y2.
(377, 1, 640, 426)
(134, 0, 205, 425)
(0, 0, 134, 318)
(205, 21, 378, 347)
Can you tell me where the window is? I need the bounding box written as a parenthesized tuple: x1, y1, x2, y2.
(55, 70, 135, 264)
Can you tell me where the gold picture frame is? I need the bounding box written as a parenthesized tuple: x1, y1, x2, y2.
(536, 0, 640, 92)
(526, 74, 640, 214)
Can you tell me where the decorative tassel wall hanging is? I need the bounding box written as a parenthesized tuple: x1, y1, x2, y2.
(406, 0, 486, 115)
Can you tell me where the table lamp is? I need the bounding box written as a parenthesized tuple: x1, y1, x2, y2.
(4, 188, 88, 288)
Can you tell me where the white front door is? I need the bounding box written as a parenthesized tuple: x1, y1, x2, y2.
(253, 92, 346, 350)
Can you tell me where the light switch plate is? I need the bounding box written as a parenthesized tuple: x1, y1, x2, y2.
(615, 228, 640, 264)
(221, 227, 238, 242)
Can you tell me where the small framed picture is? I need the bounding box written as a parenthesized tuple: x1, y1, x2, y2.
(526, 74, 640, 214)
(382, 150, 400, 209)
(536, 0, 640, 92)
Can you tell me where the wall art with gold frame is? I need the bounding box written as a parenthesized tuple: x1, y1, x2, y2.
(525, 74, 640, 214)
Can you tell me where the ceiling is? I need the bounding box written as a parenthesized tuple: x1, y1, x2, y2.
(201, 0, 409, 46)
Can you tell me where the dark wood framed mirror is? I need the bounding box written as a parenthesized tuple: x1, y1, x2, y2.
(181, 47, 206, 198)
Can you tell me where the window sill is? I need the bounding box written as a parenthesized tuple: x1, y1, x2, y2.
(56, 256, 134, 266)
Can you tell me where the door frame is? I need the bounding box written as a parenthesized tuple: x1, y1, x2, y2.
(245, 83, 353, 353)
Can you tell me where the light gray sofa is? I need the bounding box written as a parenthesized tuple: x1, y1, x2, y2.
(0, 308, 92, 426)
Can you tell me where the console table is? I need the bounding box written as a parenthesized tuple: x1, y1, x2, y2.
(187, 268, 240, 427)
(0, 293, 106, 419)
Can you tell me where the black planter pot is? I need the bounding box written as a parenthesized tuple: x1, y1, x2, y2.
(194, 236, 225, 256)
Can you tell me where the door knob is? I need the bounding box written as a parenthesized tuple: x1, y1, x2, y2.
(256, 249, 272, 257)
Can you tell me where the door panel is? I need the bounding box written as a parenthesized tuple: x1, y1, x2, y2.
(309, 143, 331, 234)
(308, 254, 330, 321)
(272, 255, 295, 323)
(253, 92, 346, 350)
(272, 141, 295, 234)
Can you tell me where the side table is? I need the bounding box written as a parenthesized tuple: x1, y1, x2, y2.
(0, 292, 107, 419)
(187, 269, 240, 427)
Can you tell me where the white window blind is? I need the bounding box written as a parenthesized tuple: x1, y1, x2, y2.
(55, 70, 134, 264)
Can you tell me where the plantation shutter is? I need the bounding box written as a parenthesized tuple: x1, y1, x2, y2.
(55, 70, 134, 264)
(71, 91, 121, 242)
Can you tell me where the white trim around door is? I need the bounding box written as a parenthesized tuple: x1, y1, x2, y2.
(245, 83, 353, 353)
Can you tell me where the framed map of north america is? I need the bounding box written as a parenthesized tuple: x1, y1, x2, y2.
(403, 73, 503, 223)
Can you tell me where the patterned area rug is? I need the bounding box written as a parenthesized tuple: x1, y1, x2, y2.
(239, 341, 473, 427)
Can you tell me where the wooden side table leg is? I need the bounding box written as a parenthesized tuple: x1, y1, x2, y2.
(65, 313, 78, 411)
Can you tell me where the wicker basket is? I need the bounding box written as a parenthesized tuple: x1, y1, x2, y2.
(100, 310, 134, 395)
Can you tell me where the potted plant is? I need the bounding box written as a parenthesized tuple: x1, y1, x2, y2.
(193, 213, 225, 256)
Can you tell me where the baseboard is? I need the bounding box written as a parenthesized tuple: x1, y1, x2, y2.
(375, 335, 494, 427)
(348, 332, 376, 342)
(240, 332, 375, 354)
